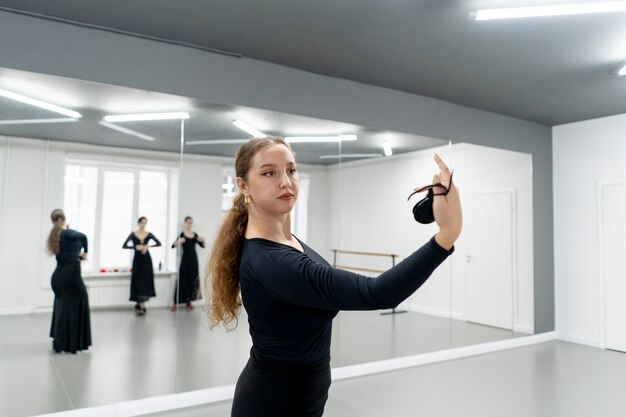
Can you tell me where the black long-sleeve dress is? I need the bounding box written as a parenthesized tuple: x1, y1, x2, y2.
(171, 232, 205, 304)
(231, 235, 453, 417)
(50, 229, 91, 353)
(122, 232, 161, 302)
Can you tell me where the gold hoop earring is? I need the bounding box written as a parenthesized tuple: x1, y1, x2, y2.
(244, 195, 251, 205)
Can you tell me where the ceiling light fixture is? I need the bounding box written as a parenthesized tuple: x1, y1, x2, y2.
(613, 61, 626, 76)
(0, 118, 79, 125)
(103, 112, 190, 122)
(0, 88, 82, 119)
(472, 2, 626, 20)
(319, 153, 381, 159)
(98, 121, 155, 141)
(232, 120, 267, 137)
(186, 139, 250, 145)
(286, 135, 357, 143)
(382, 140, 393, 156)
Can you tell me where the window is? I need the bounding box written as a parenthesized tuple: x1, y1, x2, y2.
(221, 169, 237, 212)
(64, 165, 98, 272)
(292, 174, 309, 242)
(63, 161, 177, 274)
(99, 170, 135, 269)
(137, 171, 168, 270)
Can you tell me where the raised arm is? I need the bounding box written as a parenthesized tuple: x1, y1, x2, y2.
(65, 229, 88, 254)
(147, 233, 162, 247)
(79, 232, 88, 254)
(171, 233, 182, 249)
(122, 233, 135, 249)
(430, 153, 462, 250)
(252, 237, 452, 311)
(196, 233, 206, 248)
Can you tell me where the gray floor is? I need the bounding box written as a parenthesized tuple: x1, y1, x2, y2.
(0, 307, 521, 417)
(146, 341, 626, 417)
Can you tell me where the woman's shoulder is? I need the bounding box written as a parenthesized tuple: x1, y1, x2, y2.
(243, 237, 317, 268)
(63, 228, 85, 238)
(244, 237, 298, 251)
(243, 238, 292, 261)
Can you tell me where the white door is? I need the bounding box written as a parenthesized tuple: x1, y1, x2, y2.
(465, 192, 514, 330)
(601, 184, 626, 352)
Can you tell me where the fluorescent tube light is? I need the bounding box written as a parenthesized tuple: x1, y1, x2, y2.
(0, 118, 79, 125)
(319, 153, 381, 159)
(232, 120, 267, 137)
(99, 121, 155, 141)
(186, 139, 250, 145)
(473, 2, 626, 20)
(286, 135, 358, 143)
(382, 140, 393, 157)
(0, 88, 82, 119)
(103, 112, 190, 122)
(616, 62, 626, 76)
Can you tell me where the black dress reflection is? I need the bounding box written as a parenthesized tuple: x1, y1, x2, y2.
(171, 232, 205, 303)
(122, 233, 162, 302)
(50, 229, 91, 353)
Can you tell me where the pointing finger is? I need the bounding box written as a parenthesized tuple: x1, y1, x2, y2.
(434, 153, 450, 175)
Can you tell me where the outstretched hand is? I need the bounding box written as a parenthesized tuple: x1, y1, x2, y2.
(431, 154, 462, 250)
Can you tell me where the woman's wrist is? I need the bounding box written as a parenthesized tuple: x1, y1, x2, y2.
(434, 231, 457, 251)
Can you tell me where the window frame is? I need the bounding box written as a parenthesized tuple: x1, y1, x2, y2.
(64, 158, 178, 274)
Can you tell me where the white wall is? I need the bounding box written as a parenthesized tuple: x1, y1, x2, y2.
(553, 112, 626, 346)
(178, 156, 226, 297)
(302, 167, 332, 262)
(326, 143, 534, 332)
(0, 137, 58, 311)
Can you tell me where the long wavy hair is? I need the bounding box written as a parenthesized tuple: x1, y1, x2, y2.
(204, 136, 293, 329)
(46, 209, 66, 256)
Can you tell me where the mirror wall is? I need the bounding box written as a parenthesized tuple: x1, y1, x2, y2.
(0, 66, 533, 415)
(330, 141, 534, 365)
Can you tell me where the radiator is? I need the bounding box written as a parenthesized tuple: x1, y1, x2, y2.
(85, 275, 173, 308)
(86, 281, 129, 307)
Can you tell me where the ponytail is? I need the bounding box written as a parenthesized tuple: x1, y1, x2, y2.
(205, 193, 248, 329)
(204, 136, 292, 329)
(46, 209, 66, 255)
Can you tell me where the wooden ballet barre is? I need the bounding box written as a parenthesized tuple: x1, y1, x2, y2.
(333, 265, 386, 273)
(331, 249, 399, 258)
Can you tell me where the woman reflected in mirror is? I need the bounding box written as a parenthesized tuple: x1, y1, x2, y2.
(204, 137, 462, 417)
(122, 216, 162, 315)
(47, 208, 91, 354)
(170, 216, 205, 312)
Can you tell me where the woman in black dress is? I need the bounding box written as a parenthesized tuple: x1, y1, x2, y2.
(122, 217, 162, 315)
(204, 137, 462, 417)
(47, 209, 91, 354)
(170, 216, 205, 312)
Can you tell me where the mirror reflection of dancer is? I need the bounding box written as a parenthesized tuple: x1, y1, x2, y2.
(122, 217, 162, 315)
(170, 216, 205, 312)
(205, 137, 462, 417)
(47, 209, 91, 354)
